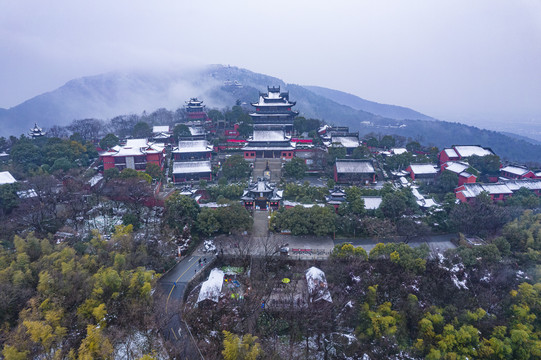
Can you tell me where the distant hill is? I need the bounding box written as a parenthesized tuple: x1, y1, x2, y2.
(500, 131, 541, 146)
(304, 85, 434, 121)
(358, 118, 541, 163)
(0, 65, 390, 137)
(0, 65, 540, 162)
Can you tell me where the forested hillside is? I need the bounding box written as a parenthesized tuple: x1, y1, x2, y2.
(358, 119, 541, 163)
(304, 85, 434, 121)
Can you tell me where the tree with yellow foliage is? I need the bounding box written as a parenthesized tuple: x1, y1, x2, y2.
(222, 331, 262, 360)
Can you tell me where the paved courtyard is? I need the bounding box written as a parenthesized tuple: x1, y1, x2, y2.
(207, 210, 457, 260)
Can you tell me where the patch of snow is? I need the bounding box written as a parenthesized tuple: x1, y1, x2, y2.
(204, 239, 216, 253)
(516, 270, 528, 280)
(451, 274, 468, 290)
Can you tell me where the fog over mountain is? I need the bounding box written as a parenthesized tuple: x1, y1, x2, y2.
(1, 64, 540, 162)
(0, 65, 428, 137)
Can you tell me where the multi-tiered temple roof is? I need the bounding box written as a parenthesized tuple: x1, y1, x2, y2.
(185, 98, 208, 121)
(250, 86, 298, 130)
(29, 123, 46, 138)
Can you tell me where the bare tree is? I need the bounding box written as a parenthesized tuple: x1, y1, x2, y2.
(14, 175, 64, 233)
(47, 125, 70, 139)
(67, 118, 103, 141)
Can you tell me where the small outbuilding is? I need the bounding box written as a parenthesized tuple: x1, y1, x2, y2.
(334, 159, 376, 184)
(305, 267, 332, 303)
(196, 268, 225, 305)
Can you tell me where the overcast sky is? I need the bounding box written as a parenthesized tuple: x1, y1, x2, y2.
(1, 0, 540, 124)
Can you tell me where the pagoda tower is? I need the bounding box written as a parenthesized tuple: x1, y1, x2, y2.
(185, 98, 208, 122)
(250, 86, 298, 135)
(28, 123, 46, 138)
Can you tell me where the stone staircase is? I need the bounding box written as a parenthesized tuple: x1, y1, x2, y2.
(253, 158, 282, 181)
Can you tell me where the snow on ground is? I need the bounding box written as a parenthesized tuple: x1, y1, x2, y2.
(113, 330, 168, 360)
(204, 239, 216, 253)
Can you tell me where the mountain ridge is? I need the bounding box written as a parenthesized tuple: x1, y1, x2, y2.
(303, 85, 434, 121)
(1, 65, 540, 162)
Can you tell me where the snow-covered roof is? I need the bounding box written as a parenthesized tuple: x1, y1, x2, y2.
(199, 202, 230, 208)
(454, 145, 493, 158)
(411, 187, 439, 208)
(391, 170, 410, 177)
(361, 196, 382, 210)
(318, 124, 330, 134)
(501, 165, 531, 176)
(399, 176, 410, 186)
(252, 130, 286, 141)
(458, 183, 513, 198)
(409, 164, 438, 175)
(126, 139, 149, 148)
(247, 180, 276, 194)
(188, 126, 206, 136)
(153, 133, 171, 139)
(305, 267, 332, 303)
(243, 145, 295, 151)
(88, 174, 103, 187)
(391, 148, 407, 155)
(107, 139, 164, 157)
(197, 268, 224, 303)
(444, 148, 458, 158)
(249, 112, 294, 118)
(174, 140, 211, 153)
(153, 125, 169, 133)
(421, 198, 439, 208)
(411, 187, 424, 201)
(266, 90, 281, 99)
(172, 161, 212, 174)
(330, 136, 359, 148)
(242, 181, 282, 201)
(0, 171, 17, 185)
(502, 179, 541, 191)
(443, 161, 470, 174)
(460, 171, 476, 179)
(253, 95, 294, 106)
(17, 189, 38, 198)
(329, 188, 346, 197)
(335, 160, 375, 174)
(283, 200, 325, 208)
